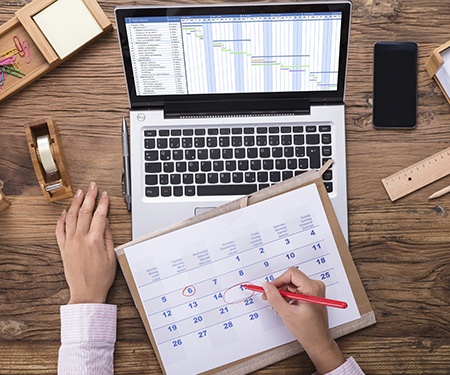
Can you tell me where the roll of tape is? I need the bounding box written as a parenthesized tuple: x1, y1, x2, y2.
(36, 135, 58, 175)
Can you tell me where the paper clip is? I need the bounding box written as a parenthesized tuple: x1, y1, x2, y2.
(13, 36, 30, 64)
(0, 48, 21, 71)
(0, 68, 5, 86)
(3, 65, 26, 79)
(22, 40, 31, 64)
(13, 36, 25, 57)
(0, 48, 18, 58)
(0, 56, 17, 66)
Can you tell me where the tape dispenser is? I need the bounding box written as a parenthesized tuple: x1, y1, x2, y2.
(24, 118, 73, 201)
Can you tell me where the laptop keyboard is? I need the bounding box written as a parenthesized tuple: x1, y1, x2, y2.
(143, 124, 333, 198)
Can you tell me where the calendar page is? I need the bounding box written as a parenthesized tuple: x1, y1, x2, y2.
(124, 183, 360, 375)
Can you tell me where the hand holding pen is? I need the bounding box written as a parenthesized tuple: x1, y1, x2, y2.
(261, 267, 346, 374)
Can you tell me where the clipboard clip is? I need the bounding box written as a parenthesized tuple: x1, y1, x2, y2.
(318, 159, 334, 176)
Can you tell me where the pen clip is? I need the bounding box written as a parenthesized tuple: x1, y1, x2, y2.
(121, 169, 126, 199)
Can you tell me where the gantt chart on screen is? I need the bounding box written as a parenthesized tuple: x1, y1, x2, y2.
(125, 12, 342, 96)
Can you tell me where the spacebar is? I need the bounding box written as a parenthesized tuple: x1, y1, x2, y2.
(197, 184, 258, 196)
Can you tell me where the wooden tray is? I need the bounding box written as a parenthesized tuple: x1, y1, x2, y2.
(0, 0, 111, 103)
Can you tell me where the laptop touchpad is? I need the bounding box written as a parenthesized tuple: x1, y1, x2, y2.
(195, 207, 216, 216)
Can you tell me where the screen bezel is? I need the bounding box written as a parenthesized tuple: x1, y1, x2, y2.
(115, 2, 352, 109)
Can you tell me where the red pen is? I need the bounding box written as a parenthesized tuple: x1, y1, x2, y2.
(241, 284, 348, 309)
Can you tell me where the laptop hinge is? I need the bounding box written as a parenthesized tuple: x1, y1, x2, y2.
(163, 97, 310, 119)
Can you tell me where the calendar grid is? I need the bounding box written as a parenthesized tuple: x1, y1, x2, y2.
(123, 183, 360, 375)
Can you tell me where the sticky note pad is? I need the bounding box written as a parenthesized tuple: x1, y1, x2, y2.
(33, 0, 103, 59)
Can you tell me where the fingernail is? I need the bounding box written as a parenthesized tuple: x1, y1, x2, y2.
(262, 281, 269, 292)
(89, 182, 96, 190)
(61, 209, 67, 216)
(101, 191, 108, 198)
(75, 189, 82, 197)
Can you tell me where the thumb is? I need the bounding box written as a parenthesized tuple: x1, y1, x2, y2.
(262, 281, 289, 315)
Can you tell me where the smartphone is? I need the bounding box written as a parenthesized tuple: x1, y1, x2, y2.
(373, 41, 417, 129)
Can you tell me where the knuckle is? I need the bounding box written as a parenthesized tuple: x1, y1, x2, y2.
(79, 206, 92, 215)
(313, 280, 326, 296)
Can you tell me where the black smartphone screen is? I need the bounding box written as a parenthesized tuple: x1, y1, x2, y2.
(373, 42, 417, 129)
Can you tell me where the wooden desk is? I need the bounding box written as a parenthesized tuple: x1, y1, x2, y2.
(0, 0, 449, 373)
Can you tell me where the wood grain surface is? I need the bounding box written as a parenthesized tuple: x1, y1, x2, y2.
(0, 0, 449, 374)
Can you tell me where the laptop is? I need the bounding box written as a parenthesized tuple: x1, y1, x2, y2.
(115, 1, 352, 240)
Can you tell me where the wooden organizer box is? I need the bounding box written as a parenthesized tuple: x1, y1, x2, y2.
(0, 0, 112, 103)
(425, 39, 450, 104)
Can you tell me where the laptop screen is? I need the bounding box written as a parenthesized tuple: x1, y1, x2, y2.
(115, 2, 351, 108)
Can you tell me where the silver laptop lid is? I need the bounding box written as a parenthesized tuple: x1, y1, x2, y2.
(115, 2, 352, 115)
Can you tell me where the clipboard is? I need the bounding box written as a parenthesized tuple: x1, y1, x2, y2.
(425, 39, 450, 104)
(115, 163, 376, 374)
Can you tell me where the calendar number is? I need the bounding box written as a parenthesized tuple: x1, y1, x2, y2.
(198, 330, 207, 338)
(213, 292, 223, 300)
(285, 252, 295, 260)
(193, 315, 203, 324)
(249, 312, 259, 320)
(223, 321, 233, 329)
(264, 274, 274, 282)
(312, 243, 322, 251)
(189, 301, 199, 309)
(162, 310, 172, 318)
(316, 257, 326, 265)
(183, 286, 196, 296)
(168, 324, 177, 332)
(244, 297, 254, 306)
(172, 339, 182, 347)
(219, 306, 229, 314)
(321, 271, 331, 280)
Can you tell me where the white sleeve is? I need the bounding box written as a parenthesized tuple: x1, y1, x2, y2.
(312, 357, 365, 375)
(58, 304, 117, 375)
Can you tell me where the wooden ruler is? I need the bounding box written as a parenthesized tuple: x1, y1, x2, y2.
(382, 146, 450, 201)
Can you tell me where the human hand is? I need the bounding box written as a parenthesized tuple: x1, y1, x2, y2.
(55, 182, 116, 304)
(262, 267, 345, 374)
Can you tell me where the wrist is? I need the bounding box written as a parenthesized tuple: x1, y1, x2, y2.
(306, 338, 345, 374)
(68, 293, 107, 304)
